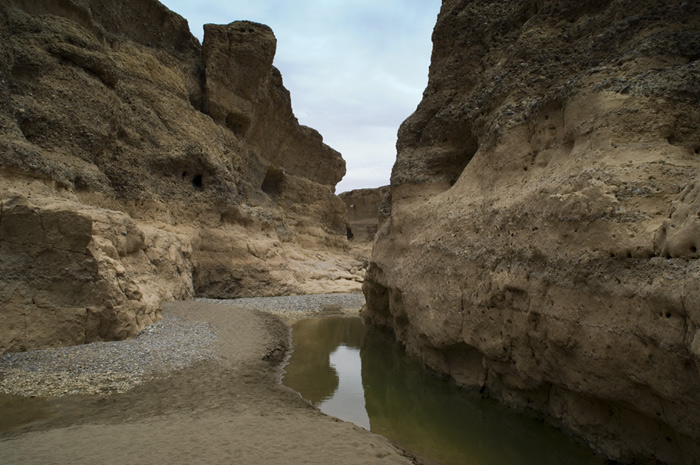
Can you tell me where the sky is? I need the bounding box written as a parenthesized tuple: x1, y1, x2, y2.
(158, 0, 441, 193)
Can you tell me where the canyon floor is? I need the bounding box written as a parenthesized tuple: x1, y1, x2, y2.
(0, 295, 416, 465)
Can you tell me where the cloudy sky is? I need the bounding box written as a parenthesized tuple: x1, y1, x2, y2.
(158, 0, 441, 193)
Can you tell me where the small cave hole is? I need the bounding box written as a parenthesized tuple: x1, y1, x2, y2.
(261, 165, 285, 198)
(626, 252, 632, 258)
(433, 133, 479, 191)
(192, 174, 203, 190)
(346, 227, 354, 241)
(694, 147, 700, 155)
(609, 252, 616, 258)
(225, 112, 251, 138)
(182, 171, 187, 179)
(667, 136, 676, 145)
(523, 166, 529, 171)
(691, 245, 698, 253)
(665, 312, 672, 319)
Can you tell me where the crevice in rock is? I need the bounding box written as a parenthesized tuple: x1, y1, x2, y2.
(261, 165, 285, 199)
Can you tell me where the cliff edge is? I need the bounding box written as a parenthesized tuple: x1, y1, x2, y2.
(363, 1, 700, 463)
(0, 0, 363, 354)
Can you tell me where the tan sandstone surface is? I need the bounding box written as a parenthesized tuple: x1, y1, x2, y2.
(0, 0, 363, 354)
(362, 1, 700, 464)
(0, 300, 415, 465)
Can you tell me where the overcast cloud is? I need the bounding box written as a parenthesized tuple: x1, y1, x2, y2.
(159, 0, 441, 192)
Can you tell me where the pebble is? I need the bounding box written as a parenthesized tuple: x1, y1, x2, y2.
(0, 315, 218, 398)
(0, 293, 365, 398)
(197, 291, 366, 318)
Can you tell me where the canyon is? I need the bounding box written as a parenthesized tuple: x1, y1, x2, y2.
(362, 1, 700, 464)
(1, 0, 699, 464)
(0, 0, 362, 354)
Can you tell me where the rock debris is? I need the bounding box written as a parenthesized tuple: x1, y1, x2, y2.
(0, 293, 365, 398)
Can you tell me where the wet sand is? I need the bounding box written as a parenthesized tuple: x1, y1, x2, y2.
(0, 300, 416, 465)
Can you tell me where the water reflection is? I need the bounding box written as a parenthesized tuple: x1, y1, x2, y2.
(282, 316, 365, 404)
(319, 345, 370, 429)
(284, 316, 604, 465)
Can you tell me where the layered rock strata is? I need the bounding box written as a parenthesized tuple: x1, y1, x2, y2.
(0, 0, 361, 354)
(363, 1, 700, 464)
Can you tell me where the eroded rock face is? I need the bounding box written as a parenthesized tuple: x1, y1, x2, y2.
(363, 1, 700, 463)
(339, 186, 390, 262)
(0, 195, 193, 351)
(202, 22, 345, 189)
(0, 0, 360, 353)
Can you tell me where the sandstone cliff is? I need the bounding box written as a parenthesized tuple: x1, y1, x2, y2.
(339, 186, 390, 262)
(0, 0, 362, 354)
(363, 1, 700, 463)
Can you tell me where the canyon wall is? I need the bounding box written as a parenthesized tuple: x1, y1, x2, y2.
(339, 186, 390, 261)
(0, 0, 362, 354)
(362, 1, 700, 463)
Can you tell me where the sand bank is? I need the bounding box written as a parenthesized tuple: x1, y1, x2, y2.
(0, 296, 416, 465)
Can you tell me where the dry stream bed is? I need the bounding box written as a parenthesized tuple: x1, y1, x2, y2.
(1, 293, 604, 465)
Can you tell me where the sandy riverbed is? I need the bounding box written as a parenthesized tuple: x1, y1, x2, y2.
(0, 296, 417, 465)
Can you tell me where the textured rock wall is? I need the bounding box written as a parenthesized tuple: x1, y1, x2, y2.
(339, 186, 390, 262)
(0, 0, 360, 354)
(363, 1, 700, 463)
(0, 195, 193, 351)
(203, 22, 345, 189)
(340, 186, 390, 243)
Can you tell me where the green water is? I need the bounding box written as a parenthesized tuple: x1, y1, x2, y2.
(283, 316, 605, 465)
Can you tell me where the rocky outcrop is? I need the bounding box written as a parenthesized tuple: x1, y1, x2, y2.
(0, 195, 193, 350)
(339, 186, 390, 261)
(0, 0, 361, 354)
(363, 1, 700, 464)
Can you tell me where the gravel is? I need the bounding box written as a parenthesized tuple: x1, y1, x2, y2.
(196, 291, 366, 318)
(0, 315, 218, 397)
(0, 293, 365, 398)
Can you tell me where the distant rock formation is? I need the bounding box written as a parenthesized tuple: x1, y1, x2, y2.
(363, 1, 700, 463)
(339, 186, 390, 261)
(0, 0, 362, 354)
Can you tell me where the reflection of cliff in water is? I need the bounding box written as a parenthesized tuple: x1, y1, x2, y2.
(283, 317, 365, 404)
(360, 327, 602, 465)
(285, 317, 603, 465)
